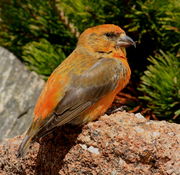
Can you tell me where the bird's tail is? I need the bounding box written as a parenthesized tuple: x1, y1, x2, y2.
(17, 134, 34, 158)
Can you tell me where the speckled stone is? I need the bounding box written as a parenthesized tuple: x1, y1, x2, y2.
(0, 112, 179, 175)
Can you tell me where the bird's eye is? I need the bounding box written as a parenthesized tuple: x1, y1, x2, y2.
(105, 32, 117, 38)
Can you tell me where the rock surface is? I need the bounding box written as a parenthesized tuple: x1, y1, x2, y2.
(0, 112, 179, 175)
(0, 47, 45, 141)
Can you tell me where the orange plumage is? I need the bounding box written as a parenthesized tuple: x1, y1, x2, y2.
(17, 24, 135, 157)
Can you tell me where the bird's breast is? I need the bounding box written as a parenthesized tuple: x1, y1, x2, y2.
(114, 58, 131, 93)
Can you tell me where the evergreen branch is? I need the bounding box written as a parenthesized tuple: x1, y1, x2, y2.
(139, 51, 180, 121)
(52, 0, 80, 38)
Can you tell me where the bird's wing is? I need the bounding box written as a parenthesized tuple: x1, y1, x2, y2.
(33, 57, 124, 139)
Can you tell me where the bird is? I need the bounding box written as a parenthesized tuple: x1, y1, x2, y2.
(17, 24, 135, 158)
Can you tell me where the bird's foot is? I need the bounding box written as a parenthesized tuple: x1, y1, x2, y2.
(106, 105, 128, 115)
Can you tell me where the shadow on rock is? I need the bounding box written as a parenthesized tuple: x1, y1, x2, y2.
(35, 125, 82, 175)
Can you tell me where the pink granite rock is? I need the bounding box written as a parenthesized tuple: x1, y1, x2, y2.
(0, 112, 179, 175)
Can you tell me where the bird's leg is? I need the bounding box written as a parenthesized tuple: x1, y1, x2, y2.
(106, 105, 128, 115)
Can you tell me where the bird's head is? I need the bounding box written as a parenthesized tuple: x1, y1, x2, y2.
(77, 24, 135, 55)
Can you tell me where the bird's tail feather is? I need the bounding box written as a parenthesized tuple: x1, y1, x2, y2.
(17, 135, 34, 158)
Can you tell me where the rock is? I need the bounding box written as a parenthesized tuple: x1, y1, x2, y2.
(0, 47, 45, 141)
(0, 112, 180, 175)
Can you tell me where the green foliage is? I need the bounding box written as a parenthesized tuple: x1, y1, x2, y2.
(139, 51, 180, 121)
(126, 0, 180, 42)
(22, 39, 65, 79)
(0, 0, 76, 77)
(56, 0, 132, 32)
(0, 0, 76, 57)
(125, 0, 180, 73)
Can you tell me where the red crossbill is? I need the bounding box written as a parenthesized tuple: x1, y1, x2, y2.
(17, 24, 135, 157)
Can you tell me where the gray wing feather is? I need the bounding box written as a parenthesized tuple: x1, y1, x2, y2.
(35, 58, 123, 138)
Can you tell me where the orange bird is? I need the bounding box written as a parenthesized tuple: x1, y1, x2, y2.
(17, 24, 135, 157)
